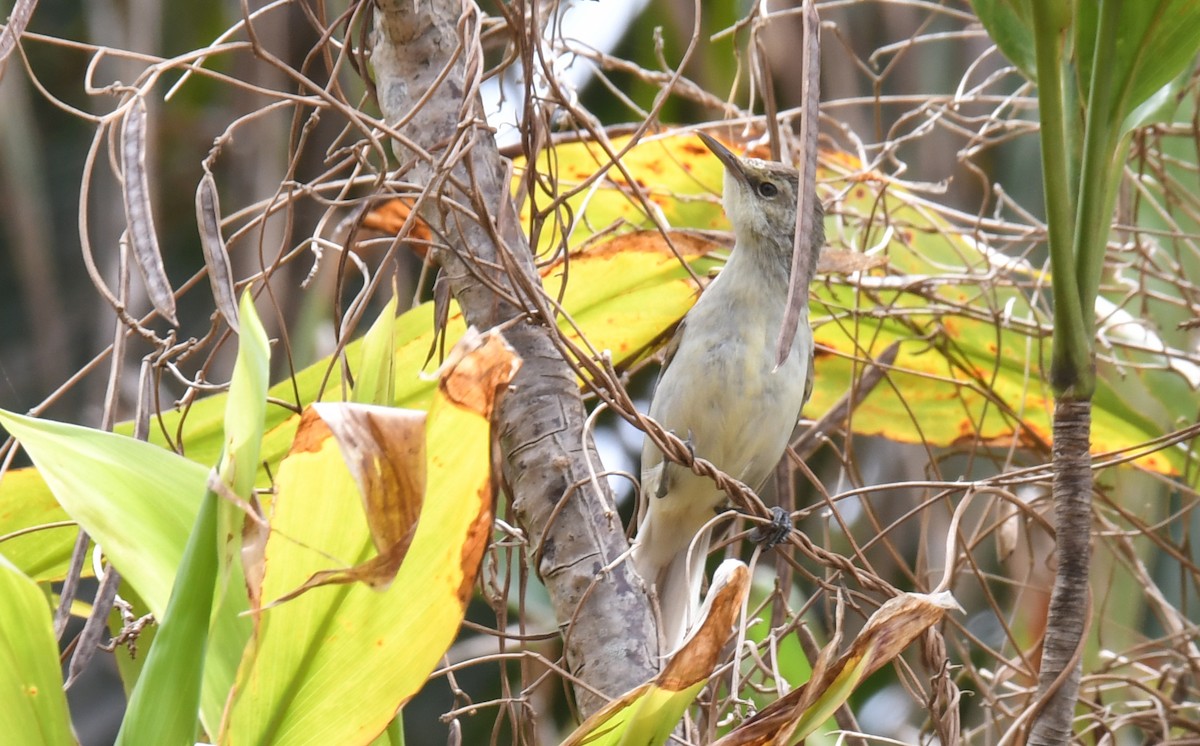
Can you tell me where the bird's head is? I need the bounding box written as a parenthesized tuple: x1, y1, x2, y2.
(697, 132, 823, 277)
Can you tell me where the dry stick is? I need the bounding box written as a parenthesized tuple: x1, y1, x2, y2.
(774, 0, 821, 368)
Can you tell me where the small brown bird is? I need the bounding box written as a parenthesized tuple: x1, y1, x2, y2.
(632, 133, 823, 649)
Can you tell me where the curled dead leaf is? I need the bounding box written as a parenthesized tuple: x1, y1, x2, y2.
(310, 402, 426, 555)
(714, 590, 961, 746)
(560, 560, 751, 746)
(265, 403, 427, 603)
(659, 560, 751, 691)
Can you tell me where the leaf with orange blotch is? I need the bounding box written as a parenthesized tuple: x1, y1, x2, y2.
(713, 591, 961, 746)
(360, 197, 432, 256)
(221, 329, 520, 745)
(539, 230, 722, 364)
(517, 133, 1193, 477)
(518, 132, 731, 257)
(560, 560, 751, 746)
(806, 150, 1187, 475)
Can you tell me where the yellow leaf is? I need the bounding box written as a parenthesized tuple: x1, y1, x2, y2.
(221, 329, 520, 745)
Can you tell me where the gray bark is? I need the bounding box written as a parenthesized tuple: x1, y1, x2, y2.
(1028, 397, 1091, 745)
(370, 0, 659, 715)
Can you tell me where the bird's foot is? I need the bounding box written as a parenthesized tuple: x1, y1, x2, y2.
(656, 430, 698, 499)
(749, 506, 793, 549)
(680, 428, 697, 464)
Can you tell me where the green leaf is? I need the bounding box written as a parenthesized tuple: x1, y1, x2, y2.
(354, 293, 399, 406)
(0, 467, 75, 582)
(0, 412, 251, 733)
(1105, 0, 1200, 130)
(969, 0, 1037, 77)
(0, 554, 73, 745)
(116, 486, 219, 746)
(0, 413, 209, 610)
(221, 289, 271, 501)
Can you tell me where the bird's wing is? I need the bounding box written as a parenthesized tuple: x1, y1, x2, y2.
(803, 336, 815, 406)
(641, 316, 689, 498)
(656, 316, 687, 383)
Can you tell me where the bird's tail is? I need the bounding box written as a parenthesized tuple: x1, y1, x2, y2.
(631, 520, 713, 653)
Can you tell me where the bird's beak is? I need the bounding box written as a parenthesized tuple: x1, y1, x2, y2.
(697, 132, 750, 186)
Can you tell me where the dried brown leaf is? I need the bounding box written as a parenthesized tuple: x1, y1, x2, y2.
(659, 560, 751, 692)
(716, 591, 961, 746)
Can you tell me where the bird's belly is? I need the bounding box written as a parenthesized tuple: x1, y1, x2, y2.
(649, 321, 809, 492)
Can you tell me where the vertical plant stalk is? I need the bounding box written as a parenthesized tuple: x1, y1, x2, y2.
(1027, 3, 1107, 740)
(1031, 0, 1088, 397)
(370, 0, 658, 714)
(1070, 3, 1122, 347)
(1029, 398, 1092, 745)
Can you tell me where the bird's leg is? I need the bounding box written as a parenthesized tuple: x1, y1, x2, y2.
(656, 429, 698, 499)
(749, 506, 793, 549)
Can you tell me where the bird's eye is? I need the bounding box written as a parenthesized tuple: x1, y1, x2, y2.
(757, 181, 778, 198)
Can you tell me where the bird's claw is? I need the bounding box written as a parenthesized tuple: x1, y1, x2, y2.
(750, 506, 793, 549)
(656, 430, 698, 499)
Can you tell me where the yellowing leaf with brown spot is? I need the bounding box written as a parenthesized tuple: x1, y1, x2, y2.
(561, 560, 750, 746)
(263, 402, 426, 604)
(541, 230, 721, 363)
(519, 132, 729, 255)
(221, 330, 520, 745)
(811, 151, 1187, 475)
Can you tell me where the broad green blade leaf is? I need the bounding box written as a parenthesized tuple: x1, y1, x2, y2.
(1075, 0, 1200, 132)
(0, 412, 251, 733)
(221, 330, 520, 745)
(0, 467, 74, 582)
(969, 0, 1036, 77)
(0, 412, 208, 610)
(0, 554, 73, 745)
(221, 289, 271, 500)
(116, 487, 219, 746)
(562, 561, 751, 746)
(354, 293, 399, 406)
(215, 290, 271, 619)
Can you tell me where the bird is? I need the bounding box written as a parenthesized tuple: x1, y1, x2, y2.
(631, 131, 824, 651)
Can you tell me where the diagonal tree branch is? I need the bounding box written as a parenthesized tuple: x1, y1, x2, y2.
(369, 0, 658, 715)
